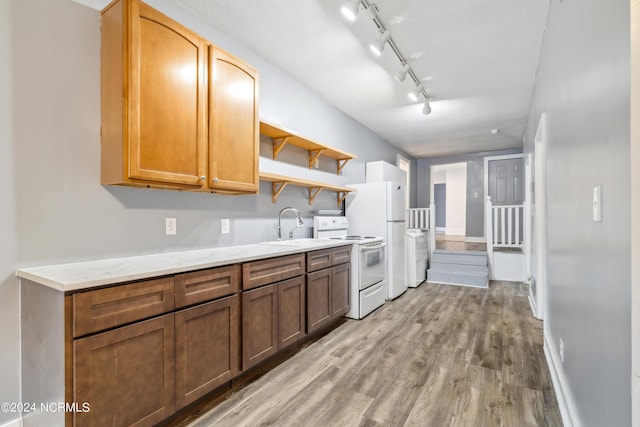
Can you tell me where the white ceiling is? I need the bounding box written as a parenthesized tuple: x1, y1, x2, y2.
(177, 0, 550, 158)
(76, 0, 550, 158)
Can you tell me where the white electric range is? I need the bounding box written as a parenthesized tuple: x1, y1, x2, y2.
(314, 216, 387, 319)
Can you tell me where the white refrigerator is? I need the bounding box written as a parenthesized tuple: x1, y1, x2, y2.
(346, 181, 407, 300)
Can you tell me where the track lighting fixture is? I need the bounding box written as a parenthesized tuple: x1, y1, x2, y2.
(342, 0, 432, 116)
(408, 84, 424, 102)
(369, 30, 391, 56)
(394, 63, 411, 82)
(341, 0, 361, 21)
(423, 101, 432, 115)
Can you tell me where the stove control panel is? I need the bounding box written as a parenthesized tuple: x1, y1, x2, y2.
(313, 216, 348, 231)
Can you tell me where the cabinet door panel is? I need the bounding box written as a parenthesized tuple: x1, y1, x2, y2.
(129, 2, 207, 187)
(74, 314, 175, 427)
(242, 285, 277, 370)
(331, 263, 350, 319)
(175, 295, 239, 409)
(306, 269, 332, 333)
(209, 48, 259, 193)
(278, 276, 306, 349)
(73, 276, 174, 337)
(175, 265, 240, 308)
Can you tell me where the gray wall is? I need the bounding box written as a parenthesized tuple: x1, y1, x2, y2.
(416, 148, 522, 237)
(0, 0, 414, 423)
(0, 0, 20, 419)
(523, 0, 631, 425)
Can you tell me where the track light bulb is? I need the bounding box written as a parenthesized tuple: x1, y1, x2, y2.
(341, 0, 360, 21)
(394, 64, 411, 82)
(370, 30, 391, 56)
(408, 84, 424, 102)
(423, 101, 432, 115)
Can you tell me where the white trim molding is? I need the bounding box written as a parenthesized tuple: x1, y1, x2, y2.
(464, 236, 485, 243)
(544, 334, 583, 427)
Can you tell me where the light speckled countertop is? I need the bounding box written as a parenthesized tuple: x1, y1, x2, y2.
(16, 239, 354, 292)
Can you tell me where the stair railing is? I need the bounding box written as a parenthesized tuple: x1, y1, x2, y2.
(485, 196, 525, 279)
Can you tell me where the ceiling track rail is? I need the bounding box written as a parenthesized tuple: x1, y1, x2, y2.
(359, 0, 430, 101)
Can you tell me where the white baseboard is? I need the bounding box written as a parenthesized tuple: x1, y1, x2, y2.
(445, 227, 465, 236)
(527, 294, 537, 318)
(0, 416, 21, 427)
(544, 334, 583, 427)
(463, 236, 485, 243)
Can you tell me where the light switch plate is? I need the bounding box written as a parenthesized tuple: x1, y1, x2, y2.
(593, 185, 602, 222)
(165, 218, 176, 235)
(221, 218, 230, 234)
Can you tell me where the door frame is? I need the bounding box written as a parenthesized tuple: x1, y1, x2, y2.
(533, 113, 549, 321)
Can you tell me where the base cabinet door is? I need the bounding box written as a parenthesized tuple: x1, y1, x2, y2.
(242, 284, 277, 370)
(331, 263, 350, 318)
(74, 314, 175, 427)
(175, 295, 239, 409)
(278, 276, 306, 349)
(306, 269, 332, 333)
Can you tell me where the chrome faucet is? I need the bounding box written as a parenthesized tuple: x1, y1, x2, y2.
(278, 207, 304, 240)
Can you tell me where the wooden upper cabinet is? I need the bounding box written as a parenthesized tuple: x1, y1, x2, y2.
(101, 0, 259, 193)
(208, 48, 260, 193)
(102, 0, 208, 189)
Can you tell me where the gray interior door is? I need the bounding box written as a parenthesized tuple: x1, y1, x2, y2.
(488, 157, 524, 243)
(434, 183, 446, 229)
(488, 157, 524, 205)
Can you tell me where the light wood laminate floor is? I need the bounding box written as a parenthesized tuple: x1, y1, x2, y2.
(188, 281, 562, 427)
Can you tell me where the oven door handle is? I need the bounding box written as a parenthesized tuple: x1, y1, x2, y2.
(360, 242, 386, 251)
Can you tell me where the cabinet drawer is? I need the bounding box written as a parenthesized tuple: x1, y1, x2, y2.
(242, 254, 306, 290)
(175, 265, 240, 308)
(331, 245, 352, 266)
(73, 277, 175, 337)
(307, 249, 332, 272)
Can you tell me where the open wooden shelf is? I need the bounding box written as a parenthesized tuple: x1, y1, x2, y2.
(259, 172, 355, 206)
(260, 121, 357, 174)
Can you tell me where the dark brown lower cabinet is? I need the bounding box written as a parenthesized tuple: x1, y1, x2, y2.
(307, 263, 351, 334)
(175, 295, 239, 409)
(242, 284, 278, 370)
(331, 263, 350, 318)
(242, 276, 307, 370)
(277, 276, 306, 349)
(73, 314, 175, 427)
(306, 268, 332, 333)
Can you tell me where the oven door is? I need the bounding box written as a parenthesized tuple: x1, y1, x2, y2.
(359, 242, 386, 290)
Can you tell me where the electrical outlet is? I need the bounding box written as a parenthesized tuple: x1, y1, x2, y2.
(165, 218, 176, 235)
(560, 338, 565, 364)
(221, 218, 230, 234)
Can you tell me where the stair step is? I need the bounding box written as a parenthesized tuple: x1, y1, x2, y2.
(429, 262, 487, 274)
(431, 250, 487, 266)
(427, 269, 488, 288)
